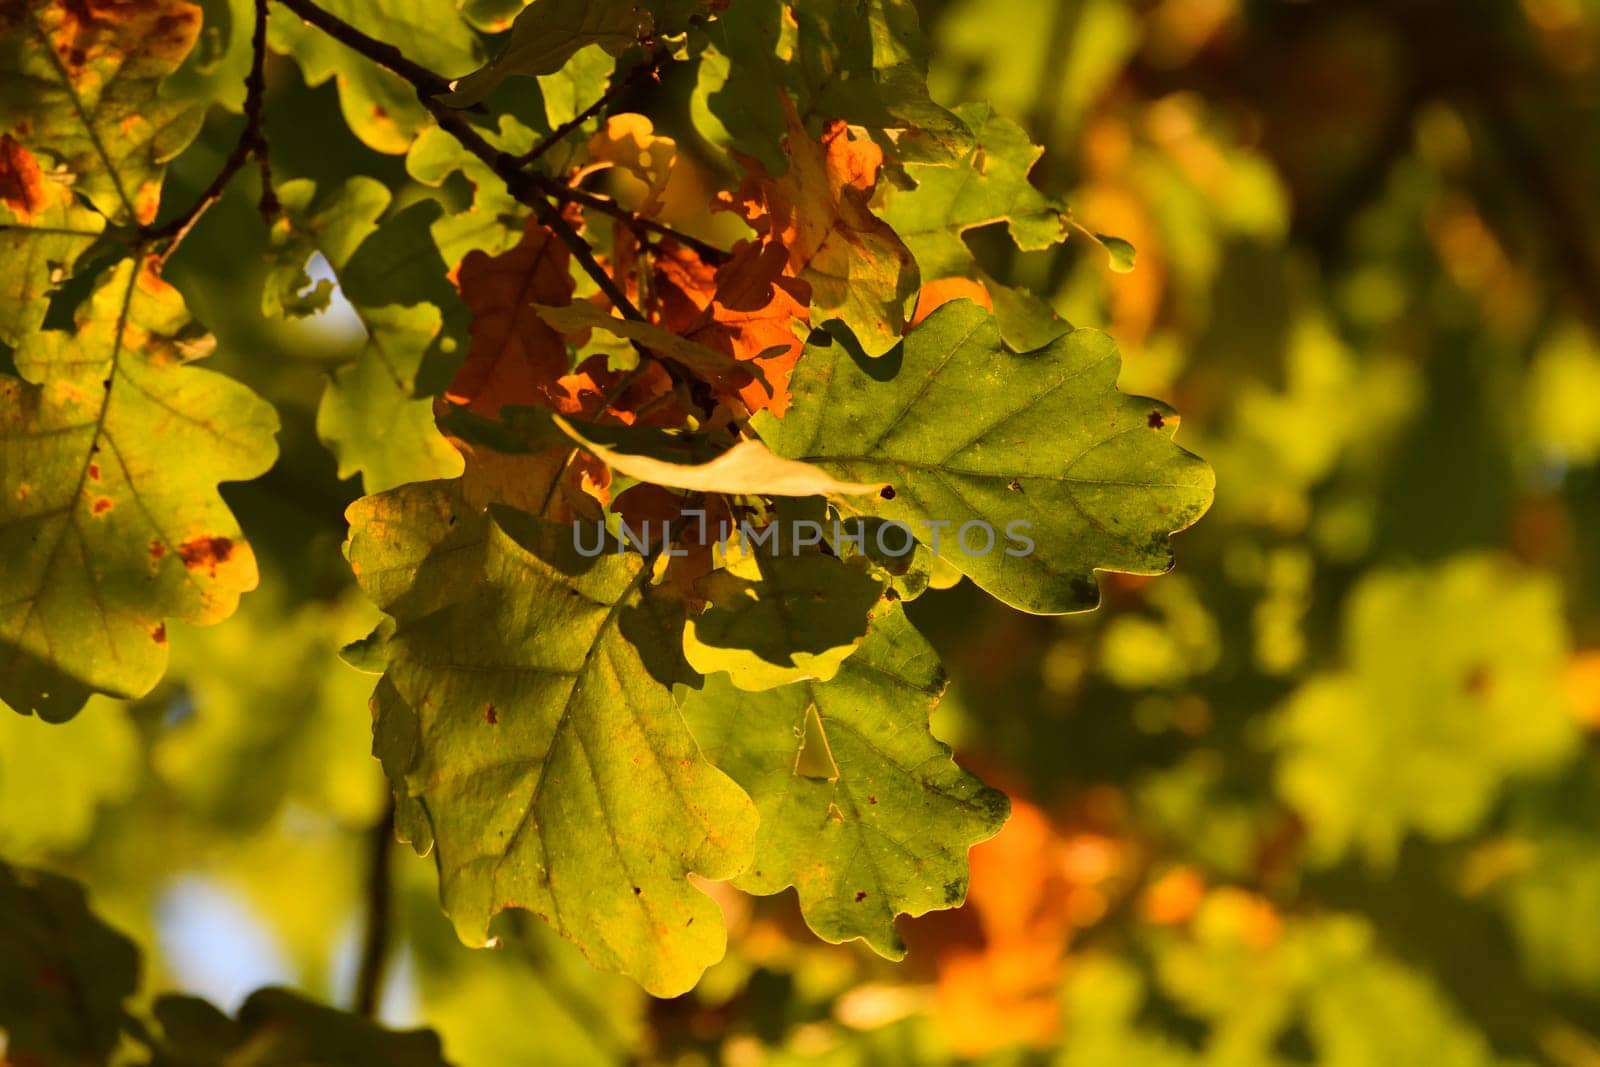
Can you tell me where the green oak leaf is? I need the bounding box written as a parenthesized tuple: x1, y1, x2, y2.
(406, 116, 538, 268)
(0, 140, 105, 347)
(348, 480, 759, 996)
(683, 550, 887, 690)
(0, 0, 207, 225)
(537, 43, 617, 129)
(153, 988, 450, 1065)
(755, 299, 1215, 615)
(447, 0, 645, 108)
(166, 0, 255, 113)
(262, 176, 389, 320)
(0, 259, 279, 720)
(680, 605, 1007, 956)
(266, 179, 464, 493)
(880, 101, 1071, 350)
(693, 0, 967, 174)
(1274, 554, 1580, 867)
(0, 861, 140, 1066)
(795, 0, 968, 163)
(267, 0, 482, 154)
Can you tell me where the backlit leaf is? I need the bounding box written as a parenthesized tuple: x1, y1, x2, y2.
(0, 0, 206, 224)
(682, 549, 886, 690)
(348, 480, 759, 996)
(0, 135, 104, 347)
(757, 299, 1215, 615)
(0, 259, 279, 720)
(267, 0, 482, 154)
(719, 101, 917, 357)
(447, 0, 645, 108)
(266, 178, 464, 493)
(681, 606, 1007, 955)
(880, 102, 1072, 351)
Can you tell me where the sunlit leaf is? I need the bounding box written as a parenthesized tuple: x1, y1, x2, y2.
(682, 606, 1007, 955)
(0, 135, 104, 348)
(348, 480, 759, 996)
(880, 102, 1071, 351)
(682, 549, 886, 690)
(0, 259, 279, 720)
(0, 0, 206, 224)
(267, 0, 482, 154)
(758, 299, 1214, 615)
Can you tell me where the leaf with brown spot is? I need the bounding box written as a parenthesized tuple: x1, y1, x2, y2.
(0, 0, 208, 224)
(0, 134, 104, 347)
(0, 258, 279, 720)
(718, 100, 917, 358)
(349, 480, 758, 996)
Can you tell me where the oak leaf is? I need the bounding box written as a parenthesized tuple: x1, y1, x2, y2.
(0, 134, 104, 347)
(718, 101, 917, 358)
(0, 0, 206, 224)
(0, 259, 279, 720)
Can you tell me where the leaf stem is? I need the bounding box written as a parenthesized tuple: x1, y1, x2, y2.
(353, 796, 397, 1018)
(145, 0, 276, 265)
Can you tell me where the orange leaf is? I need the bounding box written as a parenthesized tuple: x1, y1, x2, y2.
(447, 219, 574, 416)
(657, 240, 812, 418)
(910, 276, 992, 326)
(717, 100, 916, 357)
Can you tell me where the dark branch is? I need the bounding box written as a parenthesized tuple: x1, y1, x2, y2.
(530, 172, 733, 265)
(267, 0, 733, 308)
(418, 97, 648, 319)
(273, 0, 452, 97)
(510, 47, 669, 168)
(353, 797, 397, 1018)
(146, 0, 276, 264)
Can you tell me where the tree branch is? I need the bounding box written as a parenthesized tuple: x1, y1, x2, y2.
(510, 47, 670, 168)
(270, 0, 733, 309)
(146, 0, 276, 264)
(417, 97, 648, 320)
(529, 172, 732, 265)
(272, 0, 452, 97)
(353, 797, 396, 1018)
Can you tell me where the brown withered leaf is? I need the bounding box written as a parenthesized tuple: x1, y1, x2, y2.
(718, 101, 917, 358)
(447, 219, 575, 417)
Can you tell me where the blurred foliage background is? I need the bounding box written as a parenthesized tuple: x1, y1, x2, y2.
(9, 0, 1600, 1063)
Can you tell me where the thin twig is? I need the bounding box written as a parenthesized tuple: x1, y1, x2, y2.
(146, 0, 276, 264)
(529, 172, 732, 265)
(268, 0, 731, 309)
(510, 47, 669, 168)
(418, 97, 648, 320)
(353, 797, 397, 1018)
